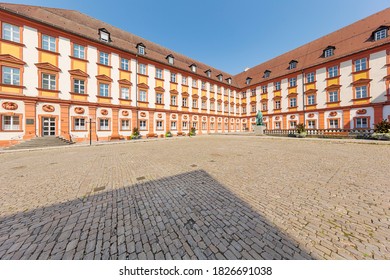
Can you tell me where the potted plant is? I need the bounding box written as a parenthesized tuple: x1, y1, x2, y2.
(165, 131, 172, 138)
(371, 119, 390, 140)
(296, 123, 307, 138)
(189, 127, 196, 136)
(131, 127, 141, 139)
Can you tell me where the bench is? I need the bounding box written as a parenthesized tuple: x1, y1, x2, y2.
(176, 132, 186, 136)
(323, 131, 349, 137)
(146, 133, 158, 139)
(109, 134, 125, 141)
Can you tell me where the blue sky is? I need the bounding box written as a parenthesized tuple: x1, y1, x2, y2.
(3, 0, 389, 74)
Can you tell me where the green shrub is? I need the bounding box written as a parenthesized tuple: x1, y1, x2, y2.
(189, 127, 196, 136)
(165, 131, 172, 137)
(296, 123, 306, 134)
(374, 119, 390, 133)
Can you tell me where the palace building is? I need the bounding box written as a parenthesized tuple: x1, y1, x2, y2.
(0, 3, 389, 147)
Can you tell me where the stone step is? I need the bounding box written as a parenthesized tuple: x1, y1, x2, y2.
(5, 137, 74, 150)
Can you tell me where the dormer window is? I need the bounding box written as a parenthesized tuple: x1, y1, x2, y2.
(136, 43, 145, 55)
(263, 70, 271, 78)
(205, 69, 211, 77)
(288, 60, 297, 70)
(246, 77, 252, 85)
(217, 74, 223, 82)
(226, 77, 232, 84)
(374, 27, 388, 41)
(98, 28, 111, 42)
(166, 54, 174, 64)
(190, 64, 197, 72)
(323, 46, 335, 58)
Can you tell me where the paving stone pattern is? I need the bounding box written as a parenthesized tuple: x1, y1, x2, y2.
(0, 136, 389, 260)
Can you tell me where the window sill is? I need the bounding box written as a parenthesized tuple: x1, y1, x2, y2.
(69, 56, 89, 62)
(97, 129, 111, 132)
(70, 91, 87, 96)
(0, 130, 23, 132)
(119, 68, 131, 73)
(36, 47, 60, 55)
(306, 103, 318, 106)
(96, 63, 112, 68)
(0, 38, 25, 47)
(137, 73, 149, 78)
(119, 98, 131, 101)
(72, 129, 88, 132)
(351, 68, 370, 75)
(352, 97, 371, 101)
(326, 101, 341, 104)
(326, 75, 341, 80)
(37, 88, 60, 93)
(304, 81, 317, 85)
(155, 78, 164, 82)
(155, 103, 165, 106)
(0, 83, 25, 89)
(96, 95, 112, 99)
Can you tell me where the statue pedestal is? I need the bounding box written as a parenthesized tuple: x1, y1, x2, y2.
(253, 125, 266, 136)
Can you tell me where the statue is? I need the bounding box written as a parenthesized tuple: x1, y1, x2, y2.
(256, 110, 264, 126)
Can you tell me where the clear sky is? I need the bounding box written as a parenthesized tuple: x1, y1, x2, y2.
(3, 0, 389, 74)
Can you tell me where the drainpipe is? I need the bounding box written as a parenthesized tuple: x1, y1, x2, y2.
(302, 69, 305, 125)
(135, 54, 138, 129)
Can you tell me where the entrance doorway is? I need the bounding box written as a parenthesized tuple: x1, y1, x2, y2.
(42, 117, 56, 136)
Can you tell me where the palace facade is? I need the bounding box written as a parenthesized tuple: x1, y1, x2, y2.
(0, 3, 389, 146)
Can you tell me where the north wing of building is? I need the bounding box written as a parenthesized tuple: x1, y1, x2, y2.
(0, 3, 389, 146)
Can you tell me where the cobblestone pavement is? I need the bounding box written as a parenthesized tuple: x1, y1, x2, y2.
(0, 136, 389, 260)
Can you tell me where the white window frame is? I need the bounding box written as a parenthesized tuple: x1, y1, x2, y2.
(170, 73, 176, 83)
(99, 83, 109, 97)
(99, 119, 109, 131)
(192, 79, 197, 88)
(74, 118, 85, 131)
(307, 95, 315, 105)
(324, 48, 334, 58)
(155, 68, 163, 79)
(275, 100, 281, 109)
(42, 35, 56, 52)
(73, 79, 85, 94)
(356, 86, 367, 99)
(2, 23, 20, 43)
(156, 120, 163, 130)
(289, 77, 297, 87)
(306, 72, 315, 83)
(2, 66, 20, 85)
(121, 87, 129, 99)
(275, 81, 281, 90)
(171, 95, 177, 105)
(182, 76, 187, 85)
(329, 91, 338, 102)
(329, 119, 339, 129)
(328, 66, 338, 78)
(290, 98, 297, 107)
(356, 118, 368, 129)
(73, 44, 85, 59)
(138, 64, 146, 75)
(42, 73, 56, 90)
(139, 120, 147, 130)
(2, 115, 20, 130)
(156, 93, 163, 104)
(121, 58, 129, 71)
(192, 99, 198, 108)
(171, 121, 177, 130)
(99, 52, 109, 65)
(121, 119, 130, 130)
(375, 29, 387, 41)
(355, 58, 367, 72)
(139, 90, 147, 102)
(182, 121, 188, 129)
(138, 45, 145, 55)
(308, 120, 316, 129)
(182, 97, 188, 107)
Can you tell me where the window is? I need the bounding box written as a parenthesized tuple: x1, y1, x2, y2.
(167, 55, 174, 64)
(2, 23, 20, 43)
(356, 118, 368, 128)
(289, 77, 297, 87)
(217, 86, 221, 94)
(192, 122, 197, 129)
(2, 67, 20, 85)
(262, 102, 267, 111)
(182, 97, 188, 107)
(182, 121, 188, 129)
(73, 44, 85, 59)
(137, 45, 145, 55)
(241, 92, 246, 98)
(42, 35, 56, 52)
(251, 89, 256, 96)
(275, 100, 281, 109)
(328, 66, 338, 78)
(121, 58, 129, 71)
(210, 102, 215, 110)
(99, 83, 109, 97)
(275, 122, 281, 129)
(156, 121, 163, 130)
(139, 120, 147, 130)
(99, 119, 109, 130)
(289, 60, 297, 69)
(217, 74, 223, 82)
(192, 79, 197, 87)
(251, 105, 256, 113)
(290, 98, 297, 107)
(156, 93, 163, 104)
(324, 48, 334, 57)
(99, 52, 109, 65)
(290, 121, 297, 129)
(74, 118, 85, 131)
(308, 120, 316, 129)
(356, 86, 367, 99)
(263, 70, 271, 78)
(99, 28, 110, 42)
(171, 95, 177, 105)
(202, 122, 207, 130)
(2, 115, 20, 130)
(201, 100, 206, 109)
(170, 73, 176, 83)
(190, 64, 197, 72)
(261, 85, 267, 93)
(246, 77, 252, 85)
(182, 76, 187, 85)
(227, 78, 232, 84)
(217, 103, 222, 111)
(139, 64, 146, 75)
(375, 28, 388, 41)
(209, 84, 213, 91)
(205, 70, 211, 77)
(139, 90, 147, 102)
(121, 120, 130, 130)
(121, 87, 129, 99)
(306, 72, 315, 83)
(275, 81, 281, 91)
(201, 81, 206, 90)
(329, 119, 339, 129)
(355, 58, 367, 72)
(307, 95, 315, 105)
(42, 73, 56, 90)
(171, 121, 177, 130)
(218, 123, 222, 130)
(156, 68, 163, 79)
(73, 79, 85, 94)
(329, 91, 338, 102)
(192, 99, 198, 108)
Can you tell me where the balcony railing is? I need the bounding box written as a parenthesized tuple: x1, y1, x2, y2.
(264, 128, 374, 138)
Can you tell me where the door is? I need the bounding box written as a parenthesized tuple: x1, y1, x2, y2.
(42, 117, 56, 136)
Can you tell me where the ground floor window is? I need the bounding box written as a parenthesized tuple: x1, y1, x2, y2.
(171, 121, 177, 130)
(307, 120, 316, 129)
(192, 122, 197, 129)
(290, 121, 297, 129)
(182, 121, 188, 130)
(1, 115, 20, 130)
(156, 120, 163, 130)
(218, 123, 222, 130)
(356, 117, 368, 128)
(121, 119, 130, 130)
(99, 119, 110, 130)
(275, 122, 281, 129)
(202, 122, 207, 130)
(224, 123, 229, 130)
(139, 120, 147, 130)
(210, 122, 214, 129)
(329, 119, 339, 129)
(74, 118, 85, 131)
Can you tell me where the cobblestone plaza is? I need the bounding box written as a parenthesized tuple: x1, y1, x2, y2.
(0, 136, 389, 260)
